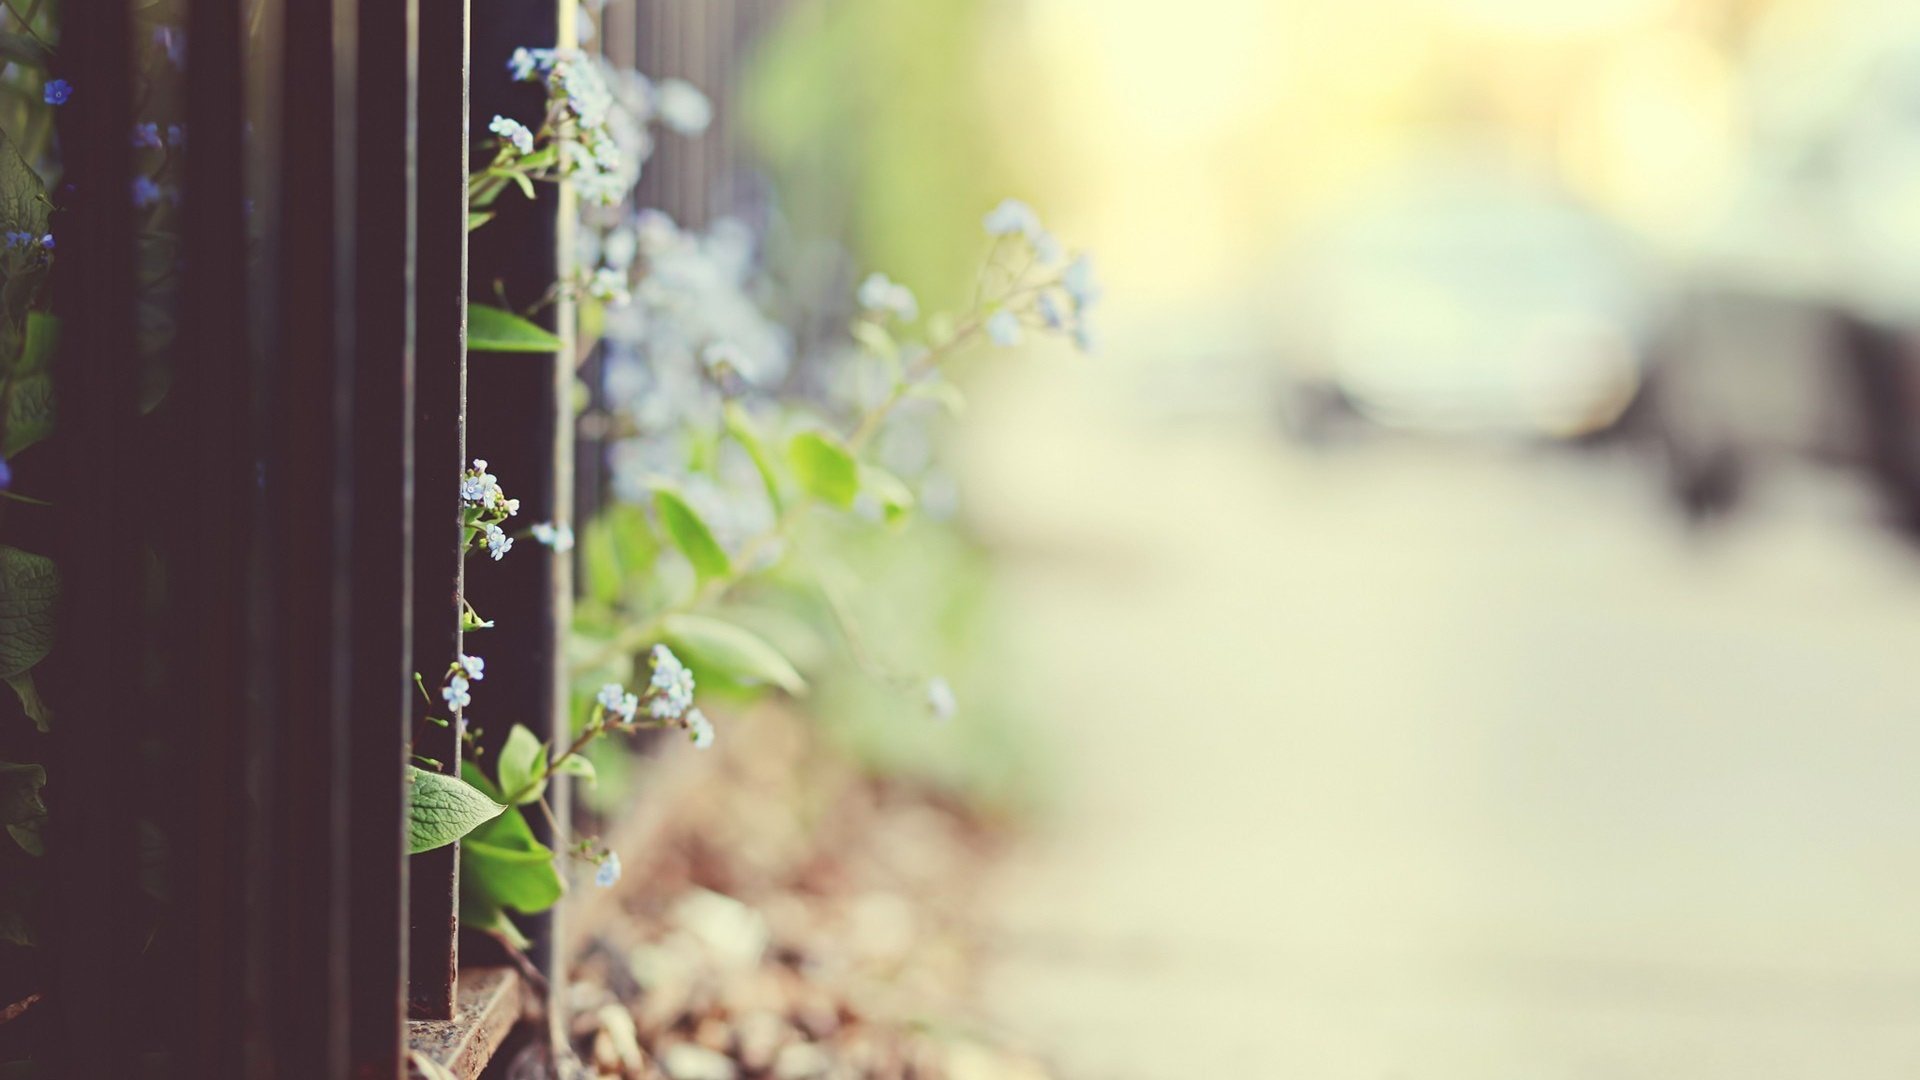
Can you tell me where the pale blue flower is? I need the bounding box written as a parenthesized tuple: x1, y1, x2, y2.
(457, 653, 485, 681)
(983, 198, 1039, 238)
(0, 455, 10, 491)
(587, 267, 630, 306)
(507, 47, 543, 81)
(646, 644, 694, 720)
(1032, 230, 1063, 264)
(1073, 320, 1097, 355)
(37, 235, 51, 251)
(442, 674, 471, 710)
(132, 177, 163, 208)
(1037, 292, 1065, 330)
(986, 311, 1022, 348)
(857, 272, 918, 322)
(653, 78, 711, 135)
(596, 683, 627, 712)
(488, 114, 535, 155)
(926, 676, 956, 722)
(684, 708, 714, 749)
(42, 80, 71, 106)
(131, 122, 162, 149)
(531, 521, 575, 551)
(484, 523, 512, 560)
(1062, 254, 1101, 310)
(595, 851, 621, 887)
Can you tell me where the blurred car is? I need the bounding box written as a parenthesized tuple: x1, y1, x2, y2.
(1273, 154, 1656, 443)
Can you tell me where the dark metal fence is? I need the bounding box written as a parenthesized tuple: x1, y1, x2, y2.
(21, 1, 772, 1074)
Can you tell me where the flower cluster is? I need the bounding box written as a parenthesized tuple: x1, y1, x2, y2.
(440, 653, 485, 712)
(487, 48, 709, 211)
(4, 231, 51, 252)
(857, 272, 918, 322)
(979, 199, 1100, 354)
(459, 458, 520, 561)
(591, 645, 711, 748)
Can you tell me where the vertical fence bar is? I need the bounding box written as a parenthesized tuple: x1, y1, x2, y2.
(467, 0, 569, 1031)
(177, 0, 256, 1070)
(409, 0, 470, 1023)
(271, 0, 352, 1072)
(349, 0, 419, 1071)
(46, 0, 141, 1074)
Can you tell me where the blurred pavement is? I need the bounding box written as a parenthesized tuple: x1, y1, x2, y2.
(960, 357, 1920, 1078)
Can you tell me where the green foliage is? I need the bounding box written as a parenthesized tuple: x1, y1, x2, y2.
(1, 760, 46, 856)
(787, 430, 860, 509)
(860, 464, 916, 524)
(2, 312, 56, 457)
(653, 486, 730, 582)
(724, 403, 786, 515)
(0, 545, 58, 679)
(405, 765, 504, 855)
(496, 723, 547, 806)
(0, 128, 48, 241)
(6, 672, 48, 732)
(467, 302, 562, 353)
(457, 762, 565, 914)
(661, 612, 807, 696)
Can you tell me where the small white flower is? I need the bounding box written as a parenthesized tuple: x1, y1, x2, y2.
(595, 851, 622, 888)
(646, 644, 695, 720)
(485, 523, 513, 560)
(983, 198, 1041, 238)
(588, 267, 630, 306)
(488, 114, 535, 156)
(601, 227, 638, 270)
(507, 47, 539, 81)
(857, 272, 918, 321)
(617, 692, 639, 722)
(596, 683, 627, 712)
(443, 674, 472, 710)
(1062, 254, 1100, 310)
(458, 653, 485, 681)
(500, 497, 520, 517)
(531, 521, 575, 552)
(684, 708, 714, 749)
(926, 676, 956, 722)
(653, 78, 711, 135)
(986, 310, 1022, 348)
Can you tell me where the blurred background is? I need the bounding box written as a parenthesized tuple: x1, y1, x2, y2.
(681, 0, 1920, 1073)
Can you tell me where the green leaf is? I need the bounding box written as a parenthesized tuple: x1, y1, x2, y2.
(787, 430, 860, 509)
(15, 312, 55, 375)
(653, 486, 730, 582)
(510, 172, 537, 201)
(905, 379, 966, 416)
(552, 754, 595, 783)
(662, 612, 807, 696)
(467, 303, 561, 353)
(724, 403, 785, 515)
(458, 762, 565, 913)
(2, 369, 53, 458)
(0, 128, 47, 241)
(466, 211, 495, 232)
(606, 503, 659, 584)
(458, 886, 530, 949)
(0, 546, 57, 679)
(1, 761, 45, 857)
(850, 320, 898, 361)
(860, 465, 916, 524)
(405, 765, 505, 855)
(7, 671, 48, 732)
(0, 33, 48, 67)
(496, 723, 547, 806)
